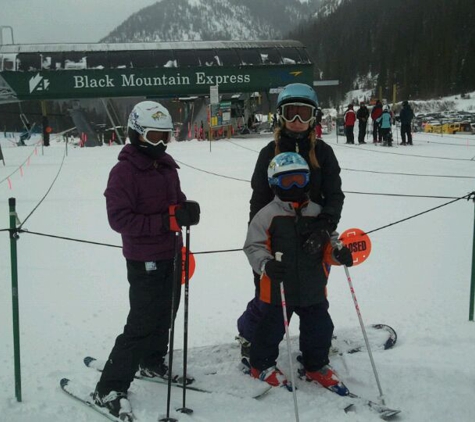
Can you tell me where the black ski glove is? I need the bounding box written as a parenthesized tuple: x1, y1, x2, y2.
(301, 214, 336, 255)
(264, 259, 287, 282)
(181, 200, 201, 226)
(163, 200, 201, 232)
(333, 246, 353, 267)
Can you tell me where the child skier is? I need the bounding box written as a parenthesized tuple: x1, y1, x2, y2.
(243, 152, 353, 393)
(377, 105, 393, 146)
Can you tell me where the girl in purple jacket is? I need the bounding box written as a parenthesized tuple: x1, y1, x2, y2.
(93, 101, 199, 420)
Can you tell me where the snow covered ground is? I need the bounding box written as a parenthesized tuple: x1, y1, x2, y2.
(1, 127, 475, 422)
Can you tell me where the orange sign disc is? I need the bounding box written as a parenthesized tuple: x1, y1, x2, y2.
(181, 247, 196, 284)
(339, 228, 372, 266)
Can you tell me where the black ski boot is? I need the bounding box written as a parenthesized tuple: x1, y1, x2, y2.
(93, 389, 133, 421)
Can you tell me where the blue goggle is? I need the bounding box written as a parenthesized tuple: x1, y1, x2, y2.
(269, 172, 310, 190)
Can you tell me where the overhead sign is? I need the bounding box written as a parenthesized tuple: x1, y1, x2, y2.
(0, 64, 314, 101)
(313, 80, 340, 86)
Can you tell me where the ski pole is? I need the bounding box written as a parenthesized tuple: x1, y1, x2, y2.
(337, 243, 386, 405)
(275, 252, 299, 422)
(159, 231, 181, 422)
(177, 226, 193, 415)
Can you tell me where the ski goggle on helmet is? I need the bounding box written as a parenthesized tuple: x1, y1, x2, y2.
(277, 83, 318, 125)
(128, 101, 173, 146)
(268, 152, 310, 190)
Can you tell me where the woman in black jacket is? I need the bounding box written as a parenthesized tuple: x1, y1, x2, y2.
(237, 83, 345, 365)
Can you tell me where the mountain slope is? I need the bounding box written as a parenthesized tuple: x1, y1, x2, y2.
(291, 0, 475, 100)
(101, 0, 321, 42)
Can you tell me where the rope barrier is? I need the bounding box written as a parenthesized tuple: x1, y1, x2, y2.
(3, 192, 471, 257)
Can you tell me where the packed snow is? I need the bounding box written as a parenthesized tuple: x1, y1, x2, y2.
(1, 124, 475, 421)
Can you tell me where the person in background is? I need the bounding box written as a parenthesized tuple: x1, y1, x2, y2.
(236, 83, 345, 367)
(243, 152, 353, 392)
(315, 107, 324, 138)
(371, 100, 383, 143)
(399, 100, 415, 145)
(377, 105, 393, 146)
(356, 101, 369, 144)
(93, 101, 200, 421)
(344, 104, 356, 144)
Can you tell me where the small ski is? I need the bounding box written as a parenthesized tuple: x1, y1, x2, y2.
(84, 356, 271, 400)
(330, 324, 397, 355)
(60, 378, 134, 422)
(296, 356, 400, 419)
(347, 392, 401, 420)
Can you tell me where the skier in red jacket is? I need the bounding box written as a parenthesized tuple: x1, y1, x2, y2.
(344, 104, 356, 144)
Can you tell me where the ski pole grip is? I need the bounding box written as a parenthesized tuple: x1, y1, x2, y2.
(275, 252, 283, 262)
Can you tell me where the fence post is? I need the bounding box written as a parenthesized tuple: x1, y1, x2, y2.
(9, 197, 22, 401)
(470, 195, 475, 321)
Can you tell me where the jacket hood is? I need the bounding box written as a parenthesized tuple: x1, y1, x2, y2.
(117, 144, 180, 170)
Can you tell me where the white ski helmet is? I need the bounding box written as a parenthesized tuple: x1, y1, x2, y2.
(128, 101, 173, 137)
(268, 152, 309, 186)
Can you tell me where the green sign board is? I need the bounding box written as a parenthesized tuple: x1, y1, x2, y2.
(0, 64, 313, 101)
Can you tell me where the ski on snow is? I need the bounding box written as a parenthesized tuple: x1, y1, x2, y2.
(61, 324, 398, 420)
(295, 355, 401, 420)
(83, 356, 272, 400)
(60, 378, 133, 422)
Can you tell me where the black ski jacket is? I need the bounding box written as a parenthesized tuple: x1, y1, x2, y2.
(249, 137, 344, 225)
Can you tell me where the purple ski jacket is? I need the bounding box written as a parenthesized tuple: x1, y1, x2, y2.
(104, 144, 186, 262)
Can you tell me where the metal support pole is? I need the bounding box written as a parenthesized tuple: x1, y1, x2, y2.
(100, 99, 124, 145)
(469, 195, 475, 321)
(9, 197, 22, 402)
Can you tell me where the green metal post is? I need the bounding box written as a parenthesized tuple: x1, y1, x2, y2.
(9, 197, 22, 401)
(470, 196, 475, 321)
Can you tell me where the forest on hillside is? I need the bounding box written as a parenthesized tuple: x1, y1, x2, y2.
(290, 0, 475, 101)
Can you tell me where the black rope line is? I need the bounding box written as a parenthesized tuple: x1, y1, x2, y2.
(204, 139, 475, 179)
(0, 141, 43, 185)
(418, 139, 475, 147)
(176, 160, 251, 182)
(365, 192, 473, 236)
(224, 139, 262, 153)
(333, 142, 475, 161)
(3, 191, 471, 256)
(344, 191, 459, 199)
(176, 159, 465, 198)
(15, 229, 122, 248)
(18, 147, 67, 229)
(342, 167, 474, 179)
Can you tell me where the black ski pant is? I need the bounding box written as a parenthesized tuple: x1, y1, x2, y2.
(250, 300, 334, 372)
(358, 121, 367, 143)
(97, 258, 180, 394)
(401, 123, 412, 144)
(373, 121, 382, 142)
(381, 128, 392, 145)
(345, 126, 354, 144)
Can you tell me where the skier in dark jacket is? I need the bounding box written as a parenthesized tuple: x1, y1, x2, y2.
(371, 100, 383, 143)
(399, 100, 414, 145)
(93, 101, 200, 421)
(237, 83, 345, 364)
(244, 152, 353, 391)
(356, 101, 369, 144)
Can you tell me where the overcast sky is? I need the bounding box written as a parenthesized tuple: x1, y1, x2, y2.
(0, 0, 159, 44)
